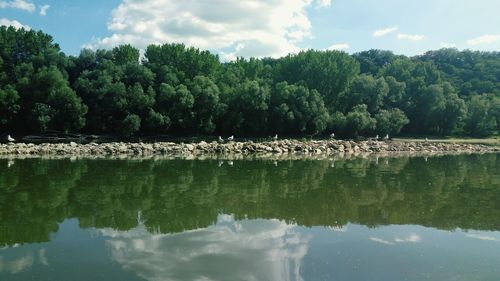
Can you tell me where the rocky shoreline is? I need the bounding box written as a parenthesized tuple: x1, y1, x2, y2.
(1, 139, 499, 157)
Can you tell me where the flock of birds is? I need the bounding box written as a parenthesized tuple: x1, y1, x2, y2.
(218, 133, 391, 143)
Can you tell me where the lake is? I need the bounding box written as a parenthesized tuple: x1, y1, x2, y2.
(1, 154, 499, 281)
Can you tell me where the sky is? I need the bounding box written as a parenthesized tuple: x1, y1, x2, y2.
(1, 0, 500, 59)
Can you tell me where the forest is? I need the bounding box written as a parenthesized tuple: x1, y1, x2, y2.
(1, 26, 499, 138)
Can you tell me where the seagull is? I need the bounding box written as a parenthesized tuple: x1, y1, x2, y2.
(7, 160, 14, 168)
(375, 135, 379, 140)
(218, 136, 224, 143)
(272, 134, 278, 141)
(330, 133, 335, 139)
(383, 134, 389, 140)
(227, 160, 234, 166)
(227, 135, 234, 141)
(218, 160, 224, 167)
(7, 135, 15, 142)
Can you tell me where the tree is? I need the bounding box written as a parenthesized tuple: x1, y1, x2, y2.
(340, 74, 389, 113)
(375, 108, 409, 135)
(344, 104, 376, 137)
(0, 85, 20, 129)
(188, 76, 221, 134)
(464, 95, 497, 137)
(270, 82, 330, 135)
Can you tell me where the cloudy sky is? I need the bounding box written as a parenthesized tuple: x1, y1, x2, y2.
(1, 0, 499, 58)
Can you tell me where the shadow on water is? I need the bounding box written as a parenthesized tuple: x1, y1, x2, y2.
(1, 154, 500, 246)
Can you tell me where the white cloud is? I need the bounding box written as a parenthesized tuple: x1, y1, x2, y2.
(467, 34, 500, 46)
(440, 42, 457, 48)
(98, 214, 310, 281)
(373, 26, 398, 37)
(0, 17, 31, 29)
(87, 0, 330, 59)
(0, 0, 35, 12)
(316, 0, 332, 8)
(326, 43, 350, 51)
(39, 4, 49, 16)
(397, 33, 425, 41)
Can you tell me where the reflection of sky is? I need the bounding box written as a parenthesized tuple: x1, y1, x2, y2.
(302, 224, 500, 281)
(0, 249, 48, 274)
(1, 220, 500, 281)
(98, 214, 311, 281)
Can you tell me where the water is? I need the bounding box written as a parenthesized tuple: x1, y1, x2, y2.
(1, 154, 499, 281)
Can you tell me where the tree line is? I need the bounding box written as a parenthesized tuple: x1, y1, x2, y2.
(1, 26, 499, 138)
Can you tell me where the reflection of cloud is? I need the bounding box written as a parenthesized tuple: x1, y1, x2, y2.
(328, 225, 348, 232)
(370, 233, 421, 245)
(466, 234, 498, 242)
(0, 254, 34, 274)
(0, 248, 49, 274)
(394, 234, 421, 243)
(369, 237, 395, 245)
(39, 249, 49, 265)
(99, 214, 310, 281)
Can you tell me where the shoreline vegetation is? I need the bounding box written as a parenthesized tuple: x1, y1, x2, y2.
(1, 27, 500, 140)
(1, 138, 499, 157)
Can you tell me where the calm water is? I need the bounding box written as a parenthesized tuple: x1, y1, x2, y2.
(1, 154, 500, 281)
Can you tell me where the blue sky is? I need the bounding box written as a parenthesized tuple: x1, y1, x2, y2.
(1, 0, 499, 58)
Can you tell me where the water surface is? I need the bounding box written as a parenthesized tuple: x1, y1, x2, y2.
(1, 154, 500, 280)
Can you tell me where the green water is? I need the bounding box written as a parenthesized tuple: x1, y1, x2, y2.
(1, 154, 500, 281)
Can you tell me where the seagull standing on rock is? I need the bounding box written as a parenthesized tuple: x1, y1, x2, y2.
(218, 136, 224, 143)
(272, 134, 278, 141)
(227, 135, 234, 141)
(330, 133, 335, 139)
(384, 134, 389, 140)
(7, 135, 15, 142)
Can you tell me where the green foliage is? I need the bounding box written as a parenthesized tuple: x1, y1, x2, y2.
(464, 95, 498, 137)
(375, 108, 409, 135)
(0, 85, 20, 128)
(270, 82, 330, 135)
(345, 104, 376, 137)
(120, 114, 141, 137)
(0, 27, 498, 137)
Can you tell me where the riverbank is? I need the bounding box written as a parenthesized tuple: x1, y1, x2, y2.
(1, 139, 499, 157)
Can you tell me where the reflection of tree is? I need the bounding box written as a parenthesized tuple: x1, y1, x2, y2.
(1, 154, 500, 246)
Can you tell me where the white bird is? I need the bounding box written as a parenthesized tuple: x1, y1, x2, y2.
(425, 138, 429, 142)
(227, 160, 234, 166)
(227, 135, 234, 141)
(218, 136, 224, 143)
(330, 133, 335, 139)
(273, 160, 278, 166)
(383, 134, 389, 140)
(218, 160, 224, 167)
(7, 160, 14, 168)
(7, 135, 15, 142)
(272, 134, 278, 141)
(375, 135, 379, 140)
